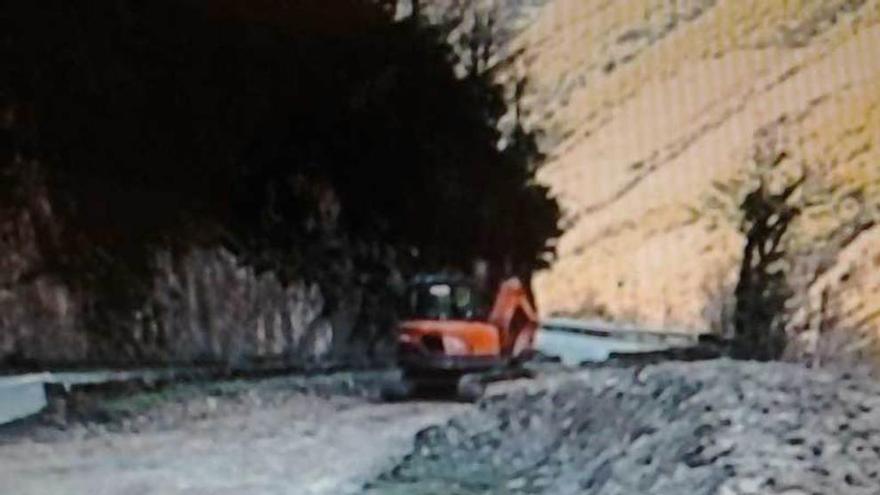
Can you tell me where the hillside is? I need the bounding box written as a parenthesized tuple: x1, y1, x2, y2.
(503, 0, 880, 350)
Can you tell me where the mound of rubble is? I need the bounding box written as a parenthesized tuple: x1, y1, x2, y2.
(368, 360, 880, 495)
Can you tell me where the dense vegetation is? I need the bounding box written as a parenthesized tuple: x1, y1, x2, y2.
(0, 0, 559, 364)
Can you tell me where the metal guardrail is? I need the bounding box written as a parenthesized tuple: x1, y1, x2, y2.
(1, 370, 162, 389)
(537, 317, 712, 365)
(541, 317, 703, 340)
(0, 360, 391, 426)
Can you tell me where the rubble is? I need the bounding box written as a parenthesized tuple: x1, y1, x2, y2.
(369, 359, 880, 494)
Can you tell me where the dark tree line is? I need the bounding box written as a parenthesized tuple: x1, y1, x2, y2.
(1, 0, 560, 338)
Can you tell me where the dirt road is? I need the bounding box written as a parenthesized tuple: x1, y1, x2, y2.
(0, 373, 471, 495)
(9, 360, 869, 495)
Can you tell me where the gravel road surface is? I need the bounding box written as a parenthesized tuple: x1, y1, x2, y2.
(0, 372, 471, 495)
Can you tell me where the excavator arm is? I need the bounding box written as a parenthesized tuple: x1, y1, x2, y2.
(487, 278, 539, 358)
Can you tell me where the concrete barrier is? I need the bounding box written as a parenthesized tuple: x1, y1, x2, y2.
(0, 368, 213, 425)
(0, 374, 52, 425)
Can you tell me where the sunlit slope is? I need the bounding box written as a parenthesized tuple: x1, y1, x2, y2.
(515, 0, 880, 331)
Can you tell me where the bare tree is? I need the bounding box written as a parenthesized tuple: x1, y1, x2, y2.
(732, 159, 804, 359)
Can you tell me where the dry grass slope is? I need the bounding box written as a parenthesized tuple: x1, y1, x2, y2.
(513, 0, 880, 345)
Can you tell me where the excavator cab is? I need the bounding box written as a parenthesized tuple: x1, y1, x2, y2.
(403, 276, 488, 322)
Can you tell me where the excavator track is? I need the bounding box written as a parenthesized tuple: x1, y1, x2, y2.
(382, 361, 536, 402)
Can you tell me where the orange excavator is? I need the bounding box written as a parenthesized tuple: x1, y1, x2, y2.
(384, 273, 539, 401)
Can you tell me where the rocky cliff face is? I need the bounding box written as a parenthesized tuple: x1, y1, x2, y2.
(0, 149, 370, 368)
(0, 157, 86, 364)
(467, 0, 880, 355)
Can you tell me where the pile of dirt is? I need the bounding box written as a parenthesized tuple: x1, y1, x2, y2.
(368, 359, 880, 494)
